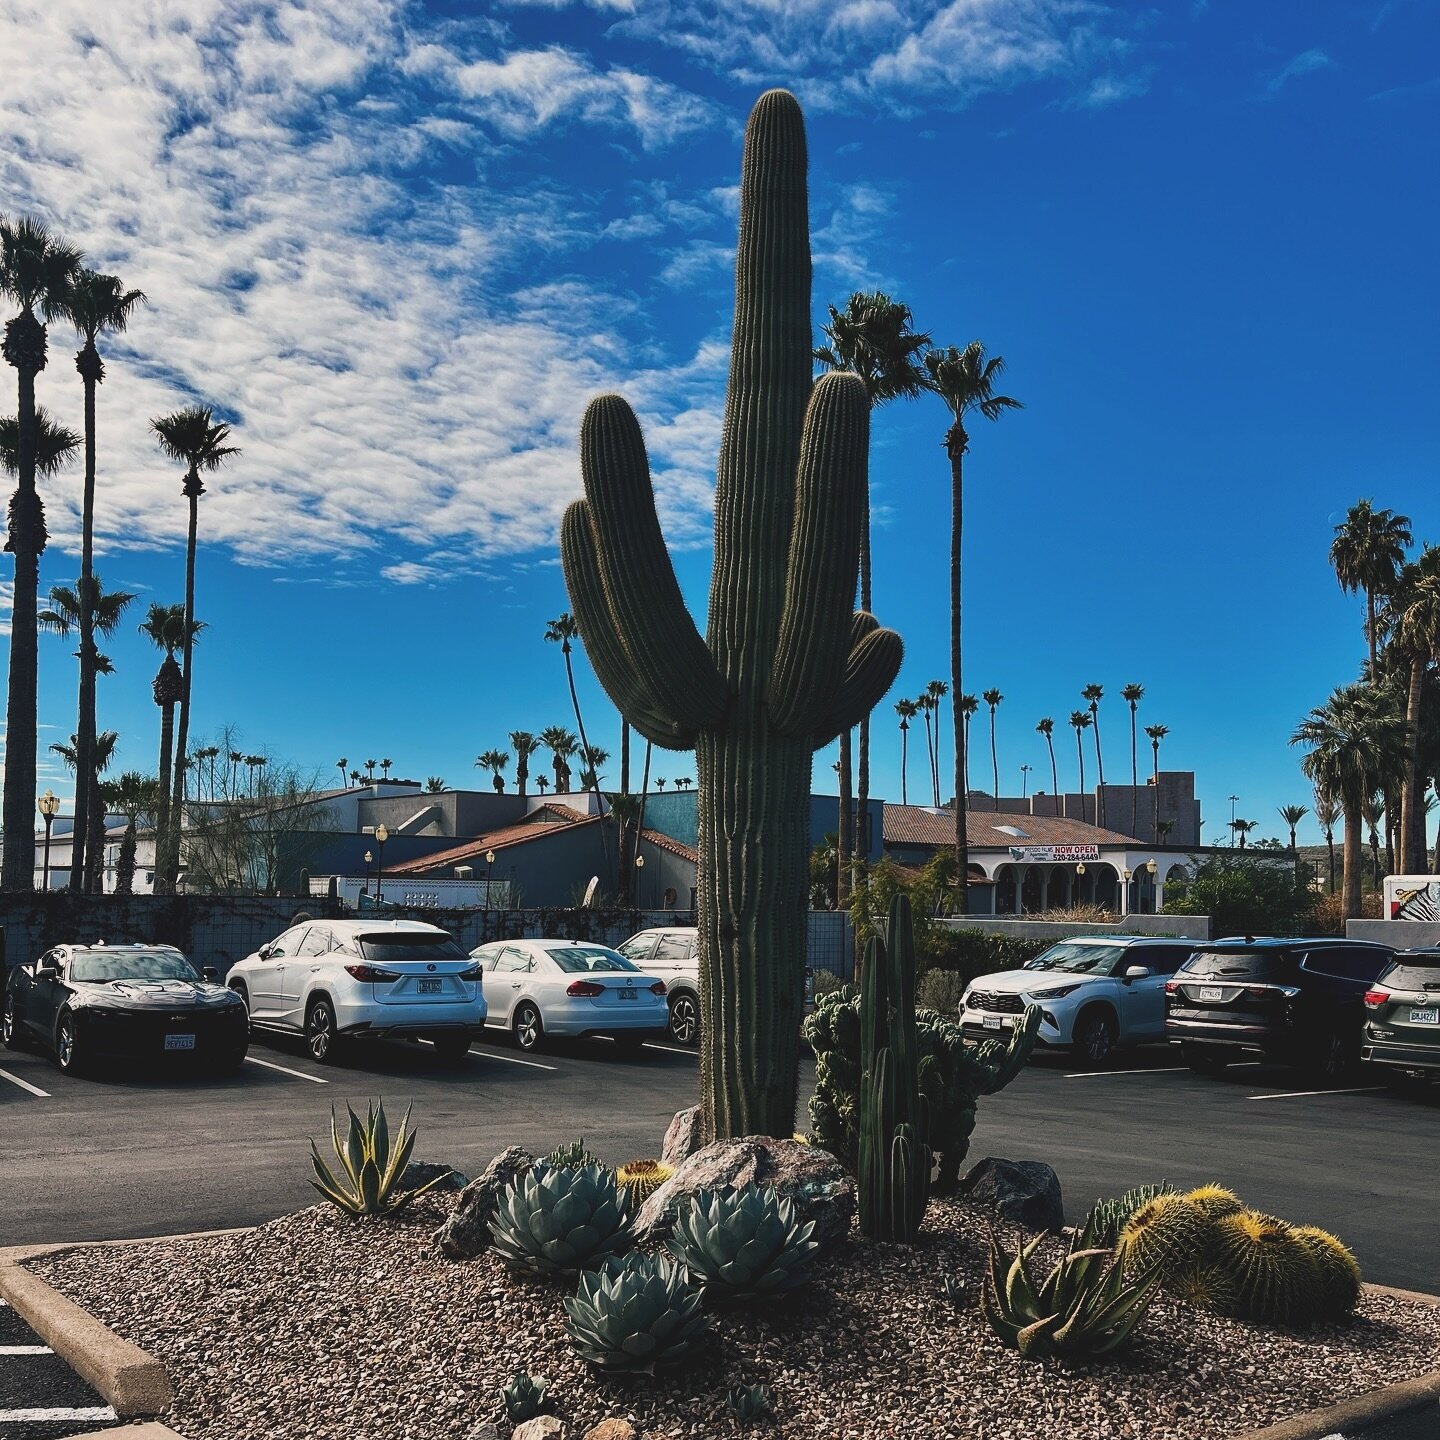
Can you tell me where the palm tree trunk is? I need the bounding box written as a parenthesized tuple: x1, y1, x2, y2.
(1326, 830, 1336, 892)
(562, 645, 609, 870)
(1343, 809, 1362, 919)
(948, 444, 968, 913)
(156, 699, 175, 869)
(836, 730, 852, 906)
(1402, 657, 1424, 871)
(1152, 741, 1161, 839)
(86, 774, 105, 890)
(164, 487, 199, 892)
(1092, 712, 1106, 828)
(928, 688, 939, 806)
(1076, 731, 1086, 813)
(899, 721, 908, 806)
(989, 712, 999, 811)
(963, 712, 971, 800)
(70, 356, 101, 890)
(1129, 707, 1138, 838)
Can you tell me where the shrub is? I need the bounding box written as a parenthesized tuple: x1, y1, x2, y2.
(916, 926, 1051, 983)
(1162, 851, 1313, 937)
(309, 1101, 452, 1218)
(916, 969, 966, 1014)
(811, 968, 845, 1000)
(489, 1163, 631, 1277)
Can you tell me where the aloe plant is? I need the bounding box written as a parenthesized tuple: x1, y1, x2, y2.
(560, 90, 901, 1139)
(308, 1101, 450, 1218)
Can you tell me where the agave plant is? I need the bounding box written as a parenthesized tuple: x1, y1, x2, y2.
(309, 1101, 451, 1218)
(616, 1158, 673, 1207)
(982, 1231, 1160, 1360)
(667, 1186, 820, 1304)
(500, 1373, 550, 1424)
(942, 1274, 971, 1308)
(489, 1163, 631, 1277)
(564, 1253, 710, 1373)
(727, 1382, 774, 1423)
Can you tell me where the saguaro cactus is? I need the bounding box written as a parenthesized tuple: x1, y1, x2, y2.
(561, 90, 902, 1139)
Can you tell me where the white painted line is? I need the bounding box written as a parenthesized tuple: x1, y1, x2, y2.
(1247, 1086, 1387, 1102)
(468, 1049, 557, 1073)
(244, 1055, 328, 1085)
(643, 1042, 700, 1058)
(1064, 1065, 1191, 1078)
(0, 1345, 51, 1355)
(0, 1066, 49, 1098)
(0, 1408, 117, 1422)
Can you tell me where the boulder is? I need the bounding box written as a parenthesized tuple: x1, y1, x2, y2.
(511, 1418, 565, 1440)
(402, 1161, 469, 1193)
(659, 1106, 705, 1170)
(466, 1426, 502, 1440)
(582, 1423, 636, 1440)
(433, 1146, 533, 1259)
(634, 1136, 854, 1252)
(959, 1157, 1064, 1233)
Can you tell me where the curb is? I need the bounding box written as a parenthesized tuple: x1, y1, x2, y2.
(68, 1428, 187, 1440)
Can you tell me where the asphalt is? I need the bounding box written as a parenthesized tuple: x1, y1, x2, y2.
(0, 1299, 119, 1437)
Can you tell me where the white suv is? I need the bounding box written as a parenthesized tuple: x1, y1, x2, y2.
(958, 936, 1195, 1066)
(227, 919, 486, 1064)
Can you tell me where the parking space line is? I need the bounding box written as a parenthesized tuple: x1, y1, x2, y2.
(1247, 1086, 1387, 1101)
(0, 1344, 52, 1355)
(642, 1042, 699, 1058)
(0, 1407, 117, 1422)
(468, 1049, 557, 1073)
(244, 1055, 328, 1084)
(1064, 1065, 1190, 1078)
(0, 1066, 49, 1098)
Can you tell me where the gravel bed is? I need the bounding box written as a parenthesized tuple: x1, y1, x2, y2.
(30, 1196, 1440, 1440)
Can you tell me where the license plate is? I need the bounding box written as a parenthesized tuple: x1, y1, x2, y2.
(1410, 1008, 1439, 1025)
(417, 979, 442, 994)
(617, 989, 637, 1002)
(1198, 986, 1224, 1003)
(164, 1034, 196, 1051)
(983, 1014, 1003, 1030)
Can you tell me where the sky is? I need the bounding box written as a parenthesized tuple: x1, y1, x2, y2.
(0, 0, 1436, 846)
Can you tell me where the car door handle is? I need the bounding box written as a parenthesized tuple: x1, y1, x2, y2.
(511, 982, 521, 989)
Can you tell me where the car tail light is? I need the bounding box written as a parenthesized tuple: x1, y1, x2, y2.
(344, 963, 402, 983)
(567, 980, 605, 997)
(1164, 980, 1180, 994)
(1364, 989, 1390, 1009)
(650, 980, 667, 996)
(1242, 986, 1272, 1001)
(458, 964, 484, 981)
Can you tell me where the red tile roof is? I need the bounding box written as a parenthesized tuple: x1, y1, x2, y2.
(385, 805, 595, 875)
(640, 829, 698, 864)
(883, 805, 1141, 849)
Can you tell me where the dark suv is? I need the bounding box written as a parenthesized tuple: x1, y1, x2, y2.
(1362, 949, 1440, 1086)
(1165, 937, 1395, 1079)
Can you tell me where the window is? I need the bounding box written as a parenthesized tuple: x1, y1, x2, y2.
(297, 929, 332, 958)
(1303, 948, 1390, 984)
(1022, 942, 1128, 977)
(267, 928, 304, 959)
(545, 945, 638, 974)
(358, 933, 468, 964)
(616, 935, 656, 964)
(1381, 956, 1440, 990)
(1132, 945, 1189, 975)
(654, 934, 693, 965)
(493, 947, 532, 974)
(70, 950, 199, 984)
(1180, 949, 1300, 983)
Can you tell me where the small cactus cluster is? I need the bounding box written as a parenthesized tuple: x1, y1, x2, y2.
(1114, 1183, 1361, 1327)
(1081, 1181, 1175, 1247)
(616, 1158, 673, 1207)
(543, 1137, 603, 1169)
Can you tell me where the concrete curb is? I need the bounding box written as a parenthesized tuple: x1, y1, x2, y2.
(1230, 1282, 1440, 1440)
(68, 1427, 187, 1440)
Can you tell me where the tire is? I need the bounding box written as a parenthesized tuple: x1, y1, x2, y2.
(2, 994, 26, 1051)
(1380, 1067, 1429, 1095)
(430, 1033, 471, 1063)
(229, 983, 253, 1035)
(1183, 1045, 1228, 1076)
(668, 991, 700, 1047)
(55, 1010, 85, 1075)
(512, 1002, 543, 1053)
(212, 1044, 248, 1076)
(1308, 1025, 1359, 1084)
(1072, 1008, 1118, 1067)
(305, 997, 341, 1065)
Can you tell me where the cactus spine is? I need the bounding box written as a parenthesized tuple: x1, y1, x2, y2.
(858, 894, 930, 1241)
(561, 90, 902, 1139)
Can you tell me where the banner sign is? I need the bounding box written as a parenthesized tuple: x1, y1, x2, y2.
(1006, 844, 1100, 863)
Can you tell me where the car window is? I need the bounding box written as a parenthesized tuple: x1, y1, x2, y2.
(358, 933, 467, 964)
(1023, 942, 1127, 976)
(1132, 945, 1188, 975)
(616, 935, 656, 964)
(1382, 956, 1440, 989)
(545, 945, 638, 974)
(1181, 949, 1300, 982)
(297, 928, 331, 958)
(654, 934, 693, 965)
(70, 950, 199, 984)
(494, 947, 533, 974)
(1303, 948, 1391, 983)
(267, 928, 303, 959)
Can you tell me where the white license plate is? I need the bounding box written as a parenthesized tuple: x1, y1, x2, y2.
(983, 1013, 1003, 1030)
(1410, 1008, 1439, 1025)
(164, 1034, 196, 1051)
(617, 989, 637, 1002)
(417, 979, 442, 994)
(1198, 986, 1224, 1003)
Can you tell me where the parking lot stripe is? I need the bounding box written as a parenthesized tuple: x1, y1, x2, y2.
(244, 1055, 328, 1084)
(1247, 1085, 1387, 1101)
(0, 1066, 49, 1098)
(0, 1345, 52, 1355)
(468, 1050, 557, 1073)
(1063, 1065, 1190, 1078)
(642, 1042, 699, 1058)
(0, 1408, 117, 1422)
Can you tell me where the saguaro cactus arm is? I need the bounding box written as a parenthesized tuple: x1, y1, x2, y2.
(814, 620, 906, 752)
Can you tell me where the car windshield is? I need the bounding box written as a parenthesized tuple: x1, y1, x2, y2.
(1180, 949, 1295, 981)
(1022, 942, 1127, 976)
(1383, 957, 1440, 989)
(69, 951, 199, 984)
(546, 945, 638, 974)
(356, 933, 467, 964)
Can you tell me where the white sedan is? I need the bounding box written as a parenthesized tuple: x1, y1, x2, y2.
(470, 938, 668, 1052)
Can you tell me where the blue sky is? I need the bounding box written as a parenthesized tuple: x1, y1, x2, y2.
(1, 0, 1436, 844)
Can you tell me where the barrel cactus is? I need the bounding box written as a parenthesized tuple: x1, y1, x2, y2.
(666, 1185, 820, 1303)
(1168, 1258, 1240, 1317)
(1210, 1209, 1321, 1326)
(616, 1158, 673, 1208)
(1117, 1193, 1214, 1279)
(1291, 1225, 1362, 1318)
(489, 1163, 630, 1277)
(560, 89, 902, 1140)
(564, 1253, 710, 1373)
(1181, 1183, 1243, 1220)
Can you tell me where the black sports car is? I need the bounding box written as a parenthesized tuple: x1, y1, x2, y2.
(3, 943, 249, 1075)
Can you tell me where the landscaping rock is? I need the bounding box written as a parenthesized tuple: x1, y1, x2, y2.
(466, 1425, 501, 1440)
(511, 1418, 564, 1440)
(581, 1423, 636, 1440)
(402, 1160, 469, 1193)
(659, 1105, 705, 1170)
(635, 1136, 854, 1251)
(959, 1157, 1064, 1232)
(433, 1146, 533, 1259)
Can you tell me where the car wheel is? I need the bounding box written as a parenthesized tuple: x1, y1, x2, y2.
(2, 994, 25, 1051)
(668, 992, 700, 1047)
(55, 1011, 84, 1075)
(431, 1034, 471, 1063)
(1073, 1009, 1118, 1067)
(512, 1002, 543, 1052)
(1183, 1045, 1228, 1076)
(305, 998, 341, 1065)
(1310, 1025, 1359, 1083)
(229, 983, 252, 1033)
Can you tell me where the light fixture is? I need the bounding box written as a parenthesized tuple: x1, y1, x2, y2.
(37, 789, 59, 819)
(486, 849, 496, 865)
(1146, 859, 1158, 875)
(635, 854, 646, 868)
(1122, 868, 1132, 881)
(364, 850, 373, 864)
(375, 824, 389, 844)
(1075, 863, 1086, 876)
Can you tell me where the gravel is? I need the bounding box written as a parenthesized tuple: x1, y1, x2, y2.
(29, 1195, 1440, 1440)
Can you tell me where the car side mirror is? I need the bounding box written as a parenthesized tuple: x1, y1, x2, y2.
(258, 945, 272, 960)
(202, 966, 219, 982)
(38, 957, 59, 975)
(1124, 965, 1151, 981)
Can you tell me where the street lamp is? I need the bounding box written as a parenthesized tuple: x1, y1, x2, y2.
(363, 849, 373, 901)
(375, 824, 389, 903)
(634, 851, 646, 908)
(1019, 764, 1032, 799)
(37, 789, 59, 891)
(485, 848, 496, 903)
(1229, 794, 1239, 826)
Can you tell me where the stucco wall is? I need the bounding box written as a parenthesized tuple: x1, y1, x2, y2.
(1345, 920, 1438, 949)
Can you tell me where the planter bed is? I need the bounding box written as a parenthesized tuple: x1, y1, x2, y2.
(28, 1195, 1440, 1440)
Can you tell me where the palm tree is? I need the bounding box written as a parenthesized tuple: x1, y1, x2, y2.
(364, 758, 376, 781)
(895, 699, 918, 805)
(1313, 788, 1339, 892)
(925, 341, 1021, 904)
(676, 776, 693, 791)
(1070, 710, 1092, 814)
(1145, 723, 1170, 840)
(0, 216, 82, 888)
(50, 729, 117, 889)
(510, 731, 540, 797)
(983, 689, 1004, 809)
(1330, 499, 1412, 673)
(539, 725, 578, 793)
(1293, 683, 1408, 918)
(960, 693, 978, 798)
(1121, 683, 1144, 836)
(1361, 793, 1385, 886)
(348, 768, 362, 786)
(655, 777, 667, 791)
(101, 771, 159, 896)
(475, 749, 509, 792)
(196, 746, 221, 802)
(56, 268, 144, 891)
(545, 613, 600, 802)
(606, 790, 643, 903)
(535, 774, 550, 795)
(336, 757, 348, 790)
(425, 776, 445, 793)
(579, 745, 609, 790)
(150, 405, 238, 891)
(1156, 819, 1176, 844)
(1036, 717, 1058, 798)
(915, 692, 936, 808)
(380, 757, 392, 780)
(1278, 804, 1310, 853)
(229, 750, 244, 795)
(138, 603, 190, 872)
(1083, 683, 1106, 827)
(925, 679, 948, 808)
(1230, 818, 1256, 849)
(1387, 553, 1440, 869)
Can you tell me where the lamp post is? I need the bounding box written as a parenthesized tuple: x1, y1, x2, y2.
(485, 848, 496, 904)
(634, 851, 646, 909)
(375, 825, 389, 904)
(37, 789, 59, 891)
(1229, 794, 1239, 827)
(1019, 764, 1032, 799)
(364, 849, 373, 902)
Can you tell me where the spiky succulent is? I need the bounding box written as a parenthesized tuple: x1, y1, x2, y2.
(500, 1373, 550, 1424)
(1211, 1210, 1320, 1327)
(489, 1163, 631, 1277)
(544, 1138, 604, 1169)
(616, 1158, 673, 1207)
(727, 1383, 775, 1422)
(1118, 1194, 1214, 1280)
(1168, 1259, 1240, 1316)
(667, 1185, 821, 1304)
(1182, 1184, 1243, 1220)
(1291, 1226, 1362, 1319)
(1082, 1182, 1174, 1247)
(309, 1101, 452, 1218)
(942, 1274, 971, 1308)
(564, 1253, 710, 1373)
(982, 1231, 1160, 1360)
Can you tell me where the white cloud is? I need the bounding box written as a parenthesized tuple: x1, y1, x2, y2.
(1266, 48, 1336, 95)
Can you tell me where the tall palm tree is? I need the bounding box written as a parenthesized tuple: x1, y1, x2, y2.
(196, 746, 221, 802)
(925, 341, 1021, 904)
(960, 693, 978, 798)
(1313, 787, 1339, 892)
(379, 757, 392, 780)
(1361, 793, 1385, 886)
(916, 692, 936, 808)
(349, 768, 362, 786)
(1293, 683, 1408, 918)
(336, 757, 348, 790)
(138, 603, 189, 873)
(510, 731, 539, 797)
(364, 758, 376, 781)
(579, 745, 609, 790)
(0, 216, 82, 888)
(925, 679, 949, 810)
(229, 750, 244, 795)
(539, 725, 578, 793)
(1083, 683, 1106, 827)
(1330, 499, 1412, 673)
(150, 405, 238, 891)
(1121, 682, 1144, 836)
(1036, 717, 1058, 798)
(1230, 818, 1256, 849)
(1278, 804, 1309, 852)
(545, 613, 600, 802)
(606, 790, 643, 904)
(475, 749, 509, 792)
(983, 688, 1003, 809)
(894, 698, 917, 805)
(425, 776, 445, 793)
(56, 269, 144, 890)
(1070, 710, 1092, 814)
(1145, 723, 1169, 840)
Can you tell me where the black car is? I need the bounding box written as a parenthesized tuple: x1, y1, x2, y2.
(1164, 936, 1395, 1079)
(2, 943, 249, 1075)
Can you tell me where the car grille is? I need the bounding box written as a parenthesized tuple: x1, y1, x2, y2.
(968, 991, 1025, 1015)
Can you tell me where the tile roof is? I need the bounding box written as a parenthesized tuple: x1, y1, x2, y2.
(883, 805, 1141, 849)
(640, 829, 698, 864)
(385, 805, 595, 875)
